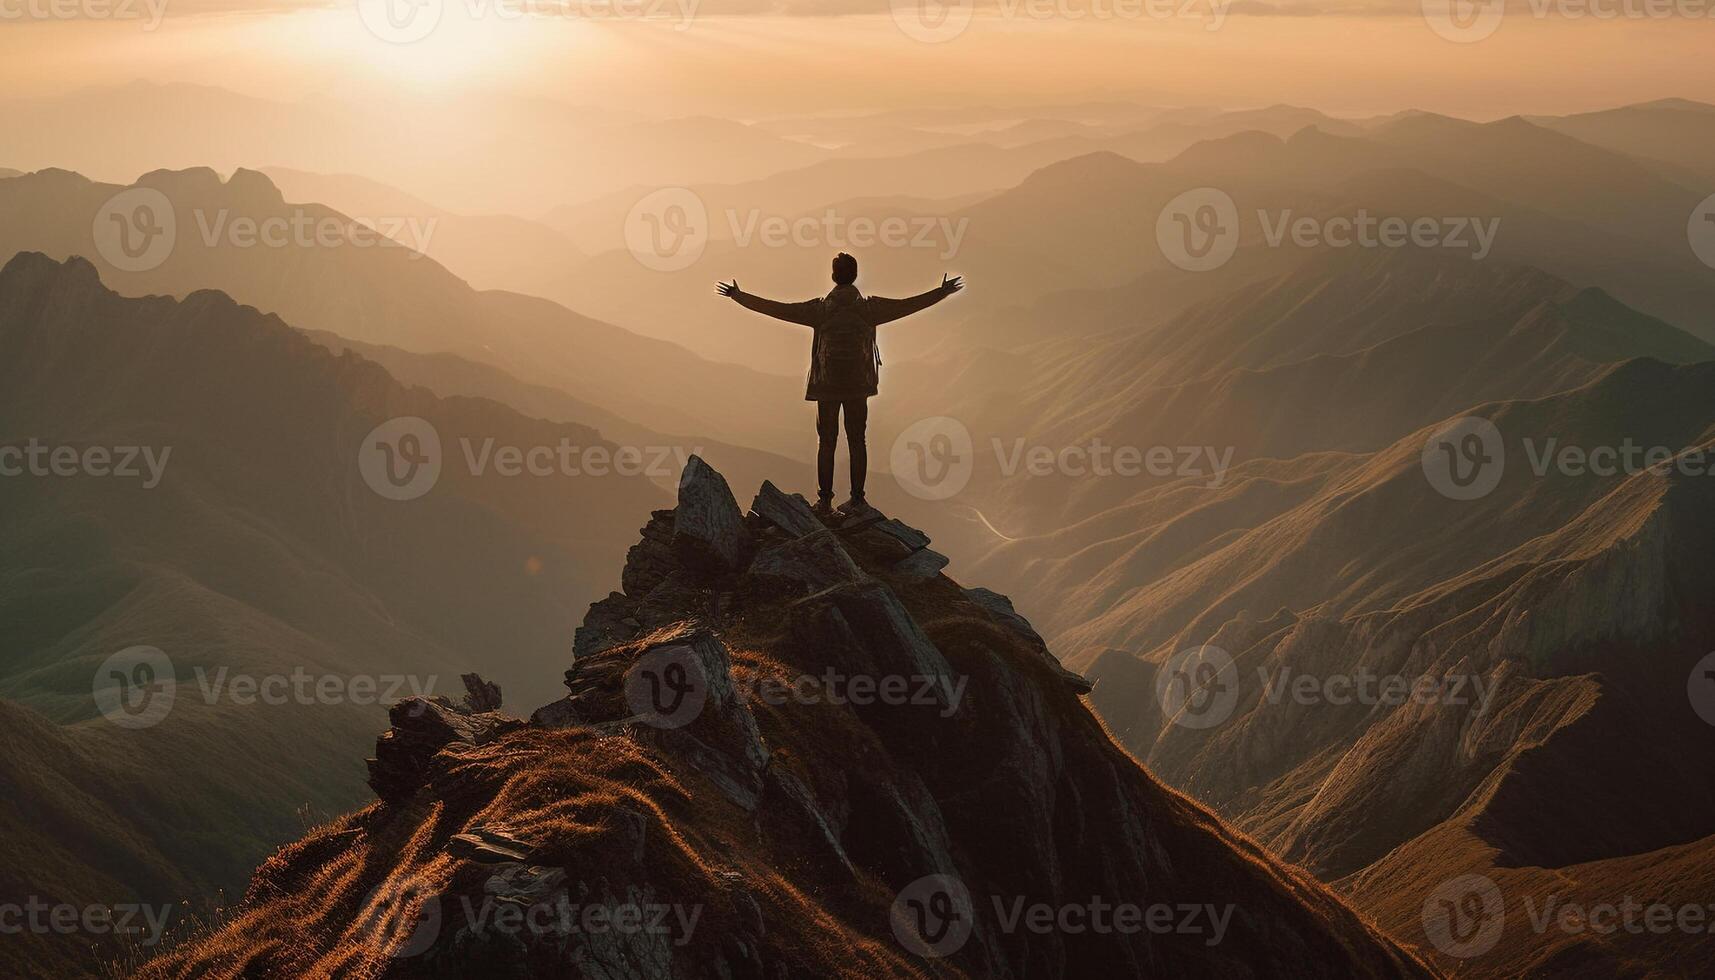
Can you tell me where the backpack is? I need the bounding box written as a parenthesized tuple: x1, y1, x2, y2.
(817, 291, 879, 389)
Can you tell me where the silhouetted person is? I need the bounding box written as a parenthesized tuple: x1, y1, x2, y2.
(718, 253, 962, 514)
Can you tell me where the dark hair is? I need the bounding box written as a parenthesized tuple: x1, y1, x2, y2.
(831, 252, 857, 286)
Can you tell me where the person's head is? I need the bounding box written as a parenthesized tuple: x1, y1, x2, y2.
(831, 252, 858, 286)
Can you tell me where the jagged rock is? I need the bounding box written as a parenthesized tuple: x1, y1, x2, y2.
(829, 581, 956, 690)
(749, 480, 823, 538)
(762, 764, 856, 878)
(367, 698, 521, 802)
(573, 591, 639, 661)
(847, 517, 932, 566)
(671, 455, 752, 575)
(870, 518, 930, 553)
(833, 507, 886, 533)
(621, 510, 678, 597)
(482, 863, 569, 906)
(537, 627, 771, 809)
(449, 826, 536, 863)
(965, 587, 1093, 693)
(891, 547, 949, 583)
(461, 673, 503, 713)
(528, 695, 584, 729)
(745, 528, 863, 596)
(782, 580, 961, 721)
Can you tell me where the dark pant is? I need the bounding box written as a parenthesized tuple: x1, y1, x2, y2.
(815, 399, 868, 498)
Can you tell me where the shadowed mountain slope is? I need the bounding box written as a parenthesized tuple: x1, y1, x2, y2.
(0, 253, 668, 977)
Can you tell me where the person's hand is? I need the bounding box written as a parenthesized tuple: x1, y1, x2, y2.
(941, 274, 964, 295)
(716, 280, 741, 299)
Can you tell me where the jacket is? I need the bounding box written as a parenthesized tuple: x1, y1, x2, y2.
(734, 283, 952, 401)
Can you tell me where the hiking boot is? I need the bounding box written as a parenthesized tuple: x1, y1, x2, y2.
(811, 494, 836, 517)
(838, 493, 873, 516)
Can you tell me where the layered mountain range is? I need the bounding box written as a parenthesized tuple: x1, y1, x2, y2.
(3, 95, 1713, 977)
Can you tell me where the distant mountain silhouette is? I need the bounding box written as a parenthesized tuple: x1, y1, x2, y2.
(260, 167, 588, 297)
(1531, 98, 1715, 181)
(556, 110, 1715, 375)
(0, 167, 807, 457)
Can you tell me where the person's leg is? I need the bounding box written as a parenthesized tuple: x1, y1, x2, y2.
(815, 400, 840, 502)
(844, 398, 869, 497)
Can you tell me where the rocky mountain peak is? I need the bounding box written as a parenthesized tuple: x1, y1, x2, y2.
(143, 456, 1432, 978)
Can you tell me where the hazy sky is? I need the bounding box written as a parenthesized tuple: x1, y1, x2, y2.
(1, 1, 1711, 120)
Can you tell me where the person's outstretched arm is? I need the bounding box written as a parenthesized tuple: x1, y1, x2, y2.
(864, 274, 964, 325)
(716, 280, 821, 327)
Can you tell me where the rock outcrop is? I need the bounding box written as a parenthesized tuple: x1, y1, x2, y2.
(140, 459, 1435, 980)
(367, 673, 521, 802)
